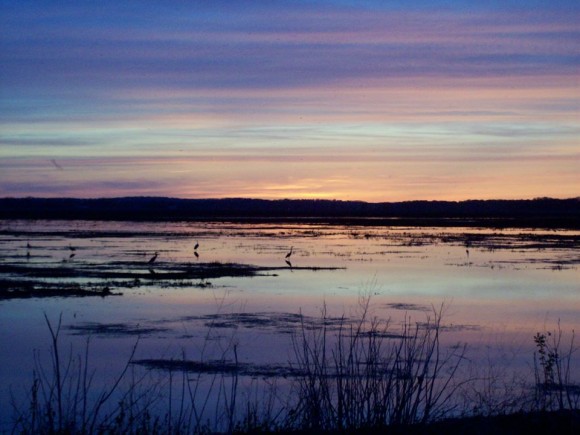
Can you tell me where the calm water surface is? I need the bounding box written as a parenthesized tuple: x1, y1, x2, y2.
(0, 220, 578, 428)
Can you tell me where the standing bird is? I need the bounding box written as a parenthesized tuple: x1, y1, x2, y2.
(285, 246, 293, 259)
(148, 252, 158, 264)
(194, 241, 199, 251)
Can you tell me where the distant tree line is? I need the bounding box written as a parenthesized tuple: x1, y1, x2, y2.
(0, 197, 578, 228)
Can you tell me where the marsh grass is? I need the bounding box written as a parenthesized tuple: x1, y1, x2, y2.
(10, 302, 285, 434)
(9, 297, 580, 434)
(533, 322, 579, 411)
(460, 322, 580, 418)
(10, 313, 152, 434)
(287, 296, 467, 431)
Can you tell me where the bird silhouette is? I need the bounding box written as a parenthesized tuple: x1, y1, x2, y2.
(194, 241, 199, 251)
(50, 159, 63, 170)
(285, 246, 293, 259)
(148, 252, 158, 263)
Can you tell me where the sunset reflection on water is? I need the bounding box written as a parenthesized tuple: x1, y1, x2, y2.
(0, 220, 578, 427)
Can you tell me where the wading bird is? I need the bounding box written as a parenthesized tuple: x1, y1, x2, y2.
(194, 241, 199, 251)
(285, 246, 293, 259)
(148, 252, 158, 264)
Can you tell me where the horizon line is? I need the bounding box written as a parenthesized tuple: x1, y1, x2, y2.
(2, 195, 579, 204)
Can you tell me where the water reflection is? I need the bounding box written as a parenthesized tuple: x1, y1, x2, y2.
(0, 220, 578, 428)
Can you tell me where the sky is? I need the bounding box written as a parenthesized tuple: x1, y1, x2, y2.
(1, 0, 579, 202)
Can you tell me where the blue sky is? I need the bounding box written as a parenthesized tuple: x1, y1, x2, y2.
(1, 0, 578, 200)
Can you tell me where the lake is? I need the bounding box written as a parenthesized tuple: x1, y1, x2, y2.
(0, 220, 578, 431)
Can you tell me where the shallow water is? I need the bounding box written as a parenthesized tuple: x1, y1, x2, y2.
(0, 220, 579, 429)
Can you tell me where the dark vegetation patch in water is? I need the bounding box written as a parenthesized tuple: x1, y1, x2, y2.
(386, 302, 430, 311)
(67, 322, 169, 337)
(0, 261, 343, 280)
(492, 256, 580, 267)
(161, 310, 465, 338)
(0, 261, 344, 299)
(444, 323, 482, 332)
(132, 356, 415, 378)
(0, 278, 121, 299)
(132, 358, 303, 378)
(439, 233, 580, 252)
(176, 311, 352, 334)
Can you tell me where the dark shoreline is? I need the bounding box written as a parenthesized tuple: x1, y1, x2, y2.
(273, 410, 580, 435)
(1, 197, 579, 229)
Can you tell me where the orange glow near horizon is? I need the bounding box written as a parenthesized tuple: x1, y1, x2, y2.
(1, 2, 578, 201)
